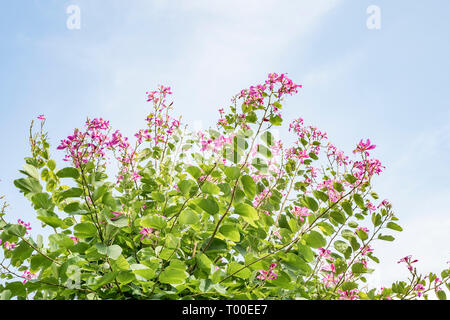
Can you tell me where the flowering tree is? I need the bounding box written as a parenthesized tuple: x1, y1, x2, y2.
(0, 73, 448, 300)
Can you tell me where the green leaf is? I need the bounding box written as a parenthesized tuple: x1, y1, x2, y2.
(117, 271, 135, 284)
(14, 177, 42, 195)
(304, 197, 319, 212)
(240, 175, 256, 200)
(106, 245, 122, 260)
(201, 181, 221, 195)
(234, 203, 258, 222)
(196, 254, 213, 273)
(141, 215, 167, 230)
(22, 164, 40, 181)
(378, 234, 395, 241)
(150, 191, 166, 202)
(3, 224, 27, 237)
(102, 192, 117, 210)
(179, 209, 200, 225)
(341, 201, 353, 216)
(59, 188, 83, 200)
(159, 267, 188, 285)
(351, 262, 367, 274)
(31, 192, 53, 210)
(63, 202, 87, 215)
(223, 166, 240, 180)
(56, 167, 80, 179)
(47, 160, 56, 171)
(330, 211, 346, 224)
(436, 290, 447, 300)
(297, 244, 314, 262)
(178, 180, 194, 194)
(186, 166, 202, 179)
(219, 224, 240, 242)
(198, 197, 219, 215)
(37, 215, 66, 229)
(386, 222, 403, 232)
(356, 229, 369, 241)
(261, 131, 274, 147)
(91, 272, 118, 290)
(74, 222, 97, 238)
(226, 262, 251, 279)
(269, 114, 282, 126)
(353, 194, 365, 209)
(334, 240, 350, 254)
(305, 230, 326, 249)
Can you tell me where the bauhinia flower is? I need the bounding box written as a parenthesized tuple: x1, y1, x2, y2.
(21, 270, 38, 284)
(290, 206, 311, 222)
(256, 263, 278, 280)
(139, 227, 154, 241)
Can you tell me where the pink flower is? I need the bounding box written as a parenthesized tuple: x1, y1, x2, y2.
(21, 270, 38, 284)
(111, 211, 123, 221)
(70, 236, 80, 244)
(139, 227, 154, 241)
(318, 248, 332, 260)
(37, 115, 45, 120)
(321, 263, 336, 273)
(273, 229, 282, 240)
(355, 226, 369, 235)
(353, 139, 376, 156)
(17, 219, 32, 234)
(414, 283, 425, 297)
(4, 241, 17, 250)
(256, 263, 278, 280)
(290, 206, 310, 222)
(361, 245, 374, 256)
(337, 289, 359, 300)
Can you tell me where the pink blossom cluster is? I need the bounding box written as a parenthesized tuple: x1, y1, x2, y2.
(0, 240, 16, 250)
(398, 255, 419, 271)
(355, 226, 370, 235)
(360, 245, 374, 256)
(353, 139, 376, 157)
(317, 179, 342, 203)
(336, 289, 359, 300)
(70, 236, 80, 244)
(253, 188, 272, 207)
(140, 227, 154, 241)
(318, 247, 333, 260)
(21, 270, 38, 284)
(17, 219, 32, 234)
(290, 206, 311, 222)
(327, 143, 349, 166)
(57, 118, 132, 169)
(199, 132, 234, 153)
(256, 263, 278, 280)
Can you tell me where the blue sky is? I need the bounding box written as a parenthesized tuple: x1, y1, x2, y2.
(1, 0, 449, 288)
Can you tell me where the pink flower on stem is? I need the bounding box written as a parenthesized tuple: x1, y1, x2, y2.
(37, 115, 46, 120)
(414, 283, 425, 297)
(398, 255, 418, 271)
(318, 248, 332, 260)
(321, 263, 336, 273)
(139, 227, 154, 241)
(111, 211, 123, 221)
(256, 263, 278, 280)
(70, 236, 80, 244)
(361, 245, 374, 256)
(4, 241, 17, 250)
(21, 270, 38, 284)
(290, 206, 310, 222)
(353, 139, 376, 156)
(337, 289, 359, 300)
(355, 226, 369, 235)
(17, 219, 32, 234)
